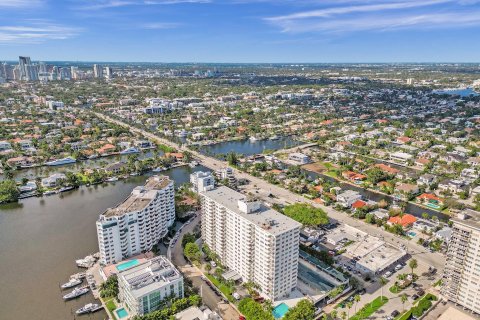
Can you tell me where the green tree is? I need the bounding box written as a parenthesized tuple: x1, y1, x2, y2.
(0, 180, 20, 203)
(354, 294, 361, 313)
(100, 275, 119, 298)
(181, 232, 197, 248)
(283, 299, 315, 320)
(409, 259, 418, 277)
(227, 152, 239, 166)
(184, 242, 201, 262)
(283, 203, 329, 226)
(401, 293, 408, 312)
(379, 277, 388, 301)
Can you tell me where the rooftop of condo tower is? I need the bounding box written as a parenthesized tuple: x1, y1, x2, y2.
(102, 175, 173, 218)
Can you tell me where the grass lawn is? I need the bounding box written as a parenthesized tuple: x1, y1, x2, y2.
(206, 274, 234, 301)
(389, 285, 402, 294)
(395, 293, 437, 320)
(349, 296, 389, 320)
(104, 299, 118, 320)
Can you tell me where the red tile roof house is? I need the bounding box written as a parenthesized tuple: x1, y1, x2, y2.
(396, 136, 412, 144)
(342, 171, 367, 183)
(351, 200, 368, 211)
(374, 163, 400, 175)
(416, 193, 444, 208)
(388, 214, 417, 229)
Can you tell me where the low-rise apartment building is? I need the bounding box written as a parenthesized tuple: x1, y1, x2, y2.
(118, 256, 183, 316)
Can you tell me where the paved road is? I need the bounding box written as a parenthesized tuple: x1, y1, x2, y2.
(94, 113, 445, 274)
(169, 216, 240, 320)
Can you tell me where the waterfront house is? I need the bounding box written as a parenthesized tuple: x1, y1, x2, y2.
(104, 162, 127, 175)
(394, 183, 419, 200)
(390, 152, 413, 165)
(6, 156, 34, 168)
(416, 193, 444, 209)
(41, 173, 66, 188)
(371, 208, 390, 220)
(374, 163, 400, 176)
(387, 214, 417, 229)
(336, 190, 362, 208)
(417, 174, 437, 187)
(342, 171, 367, 183)
(437, 179, 467, 195)
(288, 152, 311, 165)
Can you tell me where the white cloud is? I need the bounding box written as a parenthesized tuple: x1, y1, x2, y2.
(265, 0, 480, 33)
(0, 22, 82, 44)
(0, 0, 44, 8)
(77, 0, 210, 10)
(142, 22, 182, 29)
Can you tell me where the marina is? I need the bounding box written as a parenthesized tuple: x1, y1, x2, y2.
(0, 164, 209, 320)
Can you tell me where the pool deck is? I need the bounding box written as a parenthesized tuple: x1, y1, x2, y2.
(273, 288, 307, 310)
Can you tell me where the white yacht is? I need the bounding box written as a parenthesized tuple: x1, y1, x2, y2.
(119, 147, 140, 155)
(63, 286, 89, 300)
(249, 136, 258, 142)
(106, 177, 119, 182)
(189, 161, 199, 168)
(61, 278, 82, 289)
(76, 303, 103, 315)
(45, 157, 76, 166)
(75, 255, 97, 268)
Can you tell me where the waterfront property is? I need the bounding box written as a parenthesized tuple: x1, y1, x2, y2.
(117, 256, 183, 316)
(96, 175, 175, 265)
(201, 185, 301, 301)
(190, 171, 215, 193)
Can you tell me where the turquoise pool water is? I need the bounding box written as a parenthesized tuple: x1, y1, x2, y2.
(116, 308, 128, 319)
(273, 303, 289, 318)
(117, 259, 139, 271)
(408, 231, 417, 237)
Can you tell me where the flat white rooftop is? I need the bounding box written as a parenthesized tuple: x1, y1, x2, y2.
(201, 186, 301, 235)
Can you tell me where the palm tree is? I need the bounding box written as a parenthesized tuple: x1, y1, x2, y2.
(354, 294, 361, 313)
(380, 277, 388, 301)
(346, 301, 353, 318)
(341, 311, 347, 320)
(401, 293, 408, 312)
(331, 310, 338, 320)
(409, 258, 418, 278)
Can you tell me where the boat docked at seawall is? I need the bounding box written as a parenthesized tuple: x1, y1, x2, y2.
(249, 136, 258, 142)
(63, 286, 89, 300)
(152, 167, 167, 172)
(76, 254, 98, 268)
(76, 303, 103, 315)
(119, 147, 140, 155)
(188, 161, 199, 168)
(106, 177, 119, 182)
(45, 157, 76, 166)
(61, 278, 82, 289)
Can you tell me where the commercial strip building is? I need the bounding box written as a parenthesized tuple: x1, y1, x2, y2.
(200, 186, 302, 301)
(442, 210, 480, 315)
(117, 256, 184, 316)
(96, 175, 175, 265)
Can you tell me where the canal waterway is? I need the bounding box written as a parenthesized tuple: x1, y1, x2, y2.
(200, 136, 301, 156)
(304, 169, 449, 221)
(0, 165, 209, 320)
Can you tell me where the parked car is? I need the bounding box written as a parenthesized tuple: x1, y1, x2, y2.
(391, 310, 400, 318)
(357, 288, 366, 295)
(384, 271, 392, 278)
(394, 264, 403, 271)
(411, 294, 419, 301)
(210, 261, 217, 267)
(417, 289, 425, 296)
(233, 292, 241, 300)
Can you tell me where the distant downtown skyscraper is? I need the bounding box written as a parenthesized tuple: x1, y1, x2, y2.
(200, 185, 301, 301)
(93, 64, 103, 78)
(96, 175, 175, 265)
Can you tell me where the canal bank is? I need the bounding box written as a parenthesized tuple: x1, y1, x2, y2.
(0, 165, 209, 320)
(303, 168, 449, 221)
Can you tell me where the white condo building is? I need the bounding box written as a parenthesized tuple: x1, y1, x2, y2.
(190, 171, 215, 193)
(118, 256, 183, 316)
(96, 176, 175, 265)
(201, 186, 301, 301)
(442, 210, 480, 314)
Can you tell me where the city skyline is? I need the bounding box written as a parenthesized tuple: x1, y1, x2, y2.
(1, 0, 480, 62)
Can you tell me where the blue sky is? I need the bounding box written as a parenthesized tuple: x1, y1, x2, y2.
(1, 0, 480, 62)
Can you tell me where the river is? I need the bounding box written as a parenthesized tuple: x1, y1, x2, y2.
(200, 136, 301, 156)
(0, 165, 209, 320)
(304, 170, 449, 221)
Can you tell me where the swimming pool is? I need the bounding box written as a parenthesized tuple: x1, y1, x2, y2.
(273, 303, 289, 319)
(408, 231, 417, 237)
(116, 259, 139, 271)
(115, 308, 128, 319)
